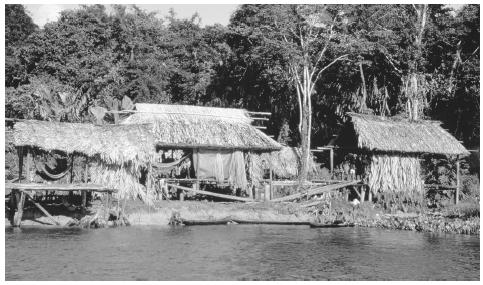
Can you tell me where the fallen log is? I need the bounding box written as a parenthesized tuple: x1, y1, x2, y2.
(167, 184, 254, 202)
(271, 180, 361, 202)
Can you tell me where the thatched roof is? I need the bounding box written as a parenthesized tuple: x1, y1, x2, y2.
(12, 120, 157, 168)
(121, 103, 282, 151)
(338, 113, 469, 156)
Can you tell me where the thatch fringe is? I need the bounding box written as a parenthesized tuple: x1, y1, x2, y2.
(89, 162, 154, 206)
(366, 154, 424, 195)
(228, 151, 247, 190)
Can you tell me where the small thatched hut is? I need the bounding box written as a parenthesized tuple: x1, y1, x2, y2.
(12, 120, 157, 202)
(333, 113, 469, 197)
(121, 104, 282, 192)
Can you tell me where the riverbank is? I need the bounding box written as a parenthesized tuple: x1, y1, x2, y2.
(6, 198, 479, 236)
(125, 200, 312, 225)
(327, 199, 480, 235)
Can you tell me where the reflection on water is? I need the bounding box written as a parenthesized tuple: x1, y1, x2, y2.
(5, 225, 480, 281)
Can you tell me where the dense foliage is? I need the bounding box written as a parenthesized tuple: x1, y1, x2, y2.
(5, 4, 480, 150)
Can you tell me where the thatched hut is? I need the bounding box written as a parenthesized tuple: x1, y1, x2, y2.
(11, 120, 158, 203)
(121, 104, 282, 194)
(333, 113, 469, 198)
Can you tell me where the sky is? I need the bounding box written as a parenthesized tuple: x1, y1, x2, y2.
(23, 4, 466, 29)
(24, 4, 239, 28)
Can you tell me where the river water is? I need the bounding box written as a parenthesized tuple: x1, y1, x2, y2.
(5, 225, 480, 281)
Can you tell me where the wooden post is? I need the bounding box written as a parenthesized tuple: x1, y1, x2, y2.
(368, 190, 373, 203)
(82, 158, 89, 214)
(329, 148, 334, 176)
(25, 148, 32, 182)
(13, 191, 26, 227)
(247, 152, 253, 199)
(456, 156, 460, 205)
(269, 159, 273, 201)
(17, 147, 24, 183)
(360, 186, 366, 204)
(69, 154, 74, 183)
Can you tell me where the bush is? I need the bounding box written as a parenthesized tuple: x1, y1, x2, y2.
(461, 174, 480, 202)
(443, 201, 480, 219)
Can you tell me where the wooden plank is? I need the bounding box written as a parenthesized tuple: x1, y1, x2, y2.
(271, 180, 361, 202)
(21, 190, 61, 226)
(5, 183, 117, 193)
(254, 126, 267, 130)
(167, 184, 254, 202)
(250, 117, 270, 121)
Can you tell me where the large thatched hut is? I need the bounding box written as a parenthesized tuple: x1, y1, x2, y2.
(121, 103, 282, 195)
(11, 120, 158, 203)
(333, 113, 469, 198)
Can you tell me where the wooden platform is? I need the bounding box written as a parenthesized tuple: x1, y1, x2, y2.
(5, 183, 117, 193)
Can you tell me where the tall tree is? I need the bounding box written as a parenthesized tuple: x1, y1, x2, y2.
(230, 4, 349, 182)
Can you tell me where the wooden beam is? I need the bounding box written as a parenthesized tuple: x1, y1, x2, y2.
(5, 183, 117, 193)
(247, 111, 272, 116)
(254, 126, 267, 130)
(167, 184, 254, 202)
(271, 180, 361, 202)
(250, 117, 270, 121)
(21, 190, 61, 226)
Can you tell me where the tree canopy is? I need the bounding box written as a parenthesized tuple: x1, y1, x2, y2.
(5, 4, 480, 151)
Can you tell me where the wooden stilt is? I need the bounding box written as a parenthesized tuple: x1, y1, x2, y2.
(360, 186, 366, 204)
(13, 190, 26, 227)
(368, 190, 373, 203)
(456, 156, 460, 205)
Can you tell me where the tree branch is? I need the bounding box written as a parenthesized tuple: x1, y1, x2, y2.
(311, 54, 348, 92)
